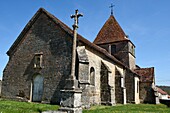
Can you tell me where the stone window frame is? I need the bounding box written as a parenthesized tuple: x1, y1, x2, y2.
(90, 67, 95, 86)
(34, 53, 43, 69)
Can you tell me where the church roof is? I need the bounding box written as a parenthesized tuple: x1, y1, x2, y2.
(7, 8, 127, 68)
(6, 8, 141, 79)
(93, 15, 129, 45)
(134, 67, 155, 82)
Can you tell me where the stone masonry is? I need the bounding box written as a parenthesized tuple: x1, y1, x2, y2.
(2, 11, 72, 104)
(1, 8, 156, 110)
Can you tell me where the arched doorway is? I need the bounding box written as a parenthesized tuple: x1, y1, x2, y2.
(32, 74, 44, 102)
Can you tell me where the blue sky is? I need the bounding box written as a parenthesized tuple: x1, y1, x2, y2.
(0, 0, 170, 86)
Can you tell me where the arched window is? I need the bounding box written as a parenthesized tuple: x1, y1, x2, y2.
(90, 67, 95, 85)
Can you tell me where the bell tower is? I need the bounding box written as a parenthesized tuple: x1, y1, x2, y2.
(93, 14, 136, 70)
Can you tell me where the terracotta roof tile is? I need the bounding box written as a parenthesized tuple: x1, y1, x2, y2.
(93, 15, 129, 45)
(157, 87, 168, 95)
(134, 67, 154, 82)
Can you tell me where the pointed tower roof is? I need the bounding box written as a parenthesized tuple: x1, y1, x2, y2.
(94, 15, 129, 45)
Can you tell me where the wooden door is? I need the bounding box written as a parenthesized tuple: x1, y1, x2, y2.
(32, 74, 44, 102)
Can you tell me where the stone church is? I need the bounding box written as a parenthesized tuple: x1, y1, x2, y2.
(1, 8, 156, 107)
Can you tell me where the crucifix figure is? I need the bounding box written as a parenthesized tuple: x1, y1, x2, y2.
(109, 3, 115, 15)
(70, 9, 83, 82)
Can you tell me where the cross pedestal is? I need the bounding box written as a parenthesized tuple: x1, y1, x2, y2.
(59, 88, 82, 113)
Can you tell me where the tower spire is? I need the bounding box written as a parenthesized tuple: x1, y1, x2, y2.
(109, 3, 115, 15)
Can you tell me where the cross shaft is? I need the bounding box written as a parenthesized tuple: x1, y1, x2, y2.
(70, 9, 83, 86)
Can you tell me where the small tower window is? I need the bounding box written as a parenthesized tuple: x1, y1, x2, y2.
(34, 53, 43, 68)
(111, 45, 116, 54)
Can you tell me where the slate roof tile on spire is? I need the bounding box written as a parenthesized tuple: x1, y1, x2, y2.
(93, 15, 129, 45)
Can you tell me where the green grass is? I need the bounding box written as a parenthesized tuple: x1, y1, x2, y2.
(0, 99, 59, 113)
(1, 100, 170, 113)
(83, 104, 170, 113)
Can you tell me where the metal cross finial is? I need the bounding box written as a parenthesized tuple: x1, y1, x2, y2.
(109, 3, 115, 15)
(71, 9, 83, 29)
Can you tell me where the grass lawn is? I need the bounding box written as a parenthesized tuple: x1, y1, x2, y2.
(1, 100, 170, 113)
(83, 104, 170, 113)
(0, 99, 59, 113)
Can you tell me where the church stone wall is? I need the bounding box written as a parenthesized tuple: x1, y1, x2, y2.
(79, 44, 118, 106)
(129, 53, 136, 70)
(2, 13, 72, 104)
(125, 70, 135, 103)
(128, 42, 136, 70)
(139, 82, 155, 104)
(113, 41, 129, 68)
(115, 67, 124, 104)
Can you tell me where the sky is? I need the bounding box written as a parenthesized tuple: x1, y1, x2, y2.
(0, 0, 170, 86)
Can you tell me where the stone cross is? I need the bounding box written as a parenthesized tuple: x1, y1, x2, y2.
(58, 10, 83, 113)
(70, 9, 83, 81)
(71, 9, 83, 29)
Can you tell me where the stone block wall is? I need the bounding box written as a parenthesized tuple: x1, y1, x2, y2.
(2, 13, 72, 104)
(115, 66, 124, 104)
(78, 41, 118, 106)
(139, 82, 155, 104)
(115, 75, 123, 104)
(128, 42, 136, 70)
(125, 70, 135, 103)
